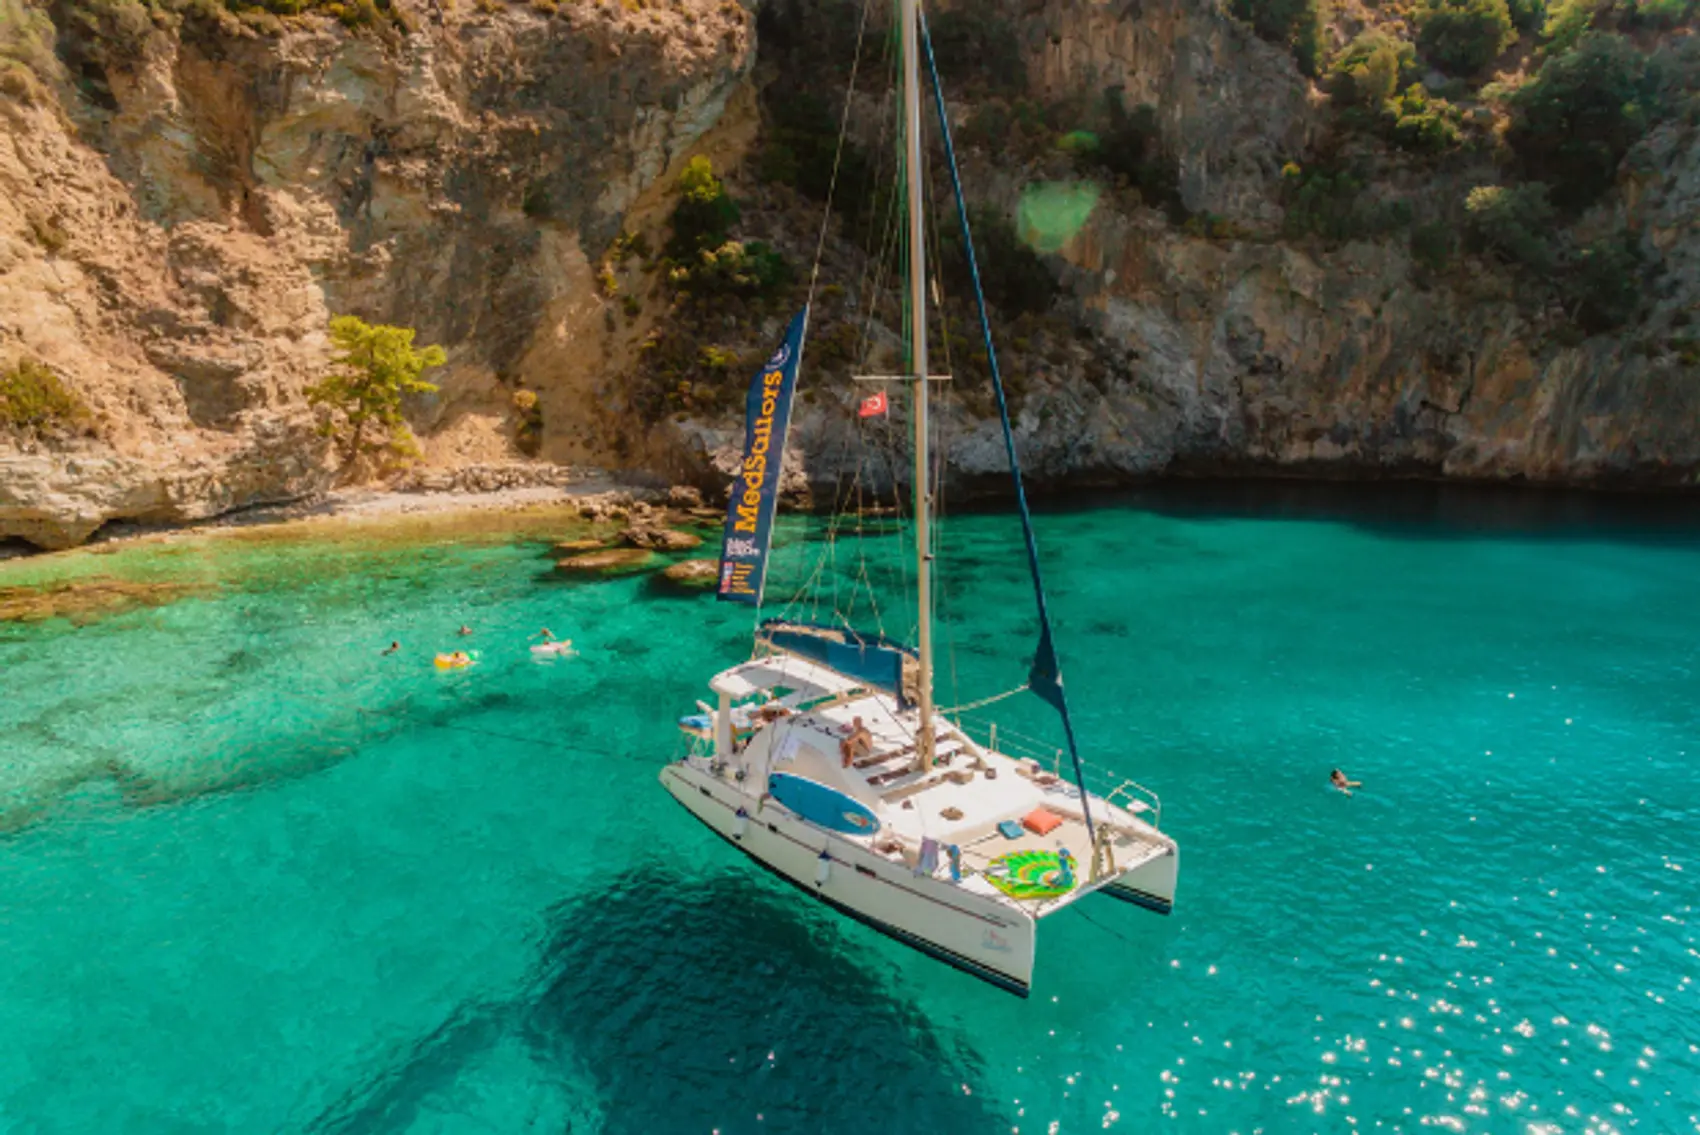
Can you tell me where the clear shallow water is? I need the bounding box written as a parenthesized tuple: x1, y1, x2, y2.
(1, 488, 1696, 1134)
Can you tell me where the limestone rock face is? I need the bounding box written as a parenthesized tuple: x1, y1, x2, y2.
(1025, 0, 1312, 226)
(0, 0, 754, 548)
(2, 0, 1695, 553)
(674, 0, 1700, 498)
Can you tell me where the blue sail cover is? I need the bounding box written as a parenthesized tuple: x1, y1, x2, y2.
(760, 619, 914, 705)
(717, 309, 808, 605)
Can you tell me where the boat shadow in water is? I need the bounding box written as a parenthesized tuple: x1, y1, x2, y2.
(305, 866, 1000, 1134)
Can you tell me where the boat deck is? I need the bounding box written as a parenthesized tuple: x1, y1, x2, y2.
(790, 695, 1168, 911)
(686, 664, 1173, 919)
(948, 809, 1169, 915)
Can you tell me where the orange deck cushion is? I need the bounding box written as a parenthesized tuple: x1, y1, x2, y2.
(1022, 808, 1063, 836)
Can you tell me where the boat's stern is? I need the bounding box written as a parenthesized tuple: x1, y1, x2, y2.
(1099, 839, 1178, 915)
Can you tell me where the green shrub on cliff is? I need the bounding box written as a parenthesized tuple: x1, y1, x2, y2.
(759, 93, 872, 205)
(666, 156, 740, 259)
(937, 206, 1058, 317)
(1622, 0, 1696, 29)
(0, 0, 60, 89)
(1564, 231, 1644, 332)
(1231, 0, 1324, 76)
(670, 240, 792, 298)
(1328, 35, 1465, 152)
(1417, 0, 1517, 76)
(305, 316, 445, 467)
(1282, 163, 1412, 242)
(1388, 84, 1465, 152)
(663, 156, 791, 298)
(1540, 0, 1597, 51)
(1410, 220, 1458, 274)
(1506, 32, 1653, 211)
(1071, 89, 1184, 217)
(1330, 33, 1418, 109)
(0, 359, 93, 439)
(1507, 0, 1547, 32)
(512, 389, 543, 456)
(1463, 183, 1557, 270)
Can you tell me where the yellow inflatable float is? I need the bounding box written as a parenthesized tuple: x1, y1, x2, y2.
(434, 650, 477, 670)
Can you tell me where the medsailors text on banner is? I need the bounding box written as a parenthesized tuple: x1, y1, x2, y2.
(716, 308, 808, 605)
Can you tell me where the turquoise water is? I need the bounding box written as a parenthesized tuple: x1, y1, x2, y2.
(1, 487, 1696, 1133)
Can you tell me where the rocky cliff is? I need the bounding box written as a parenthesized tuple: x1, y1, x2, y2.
(0, 0, 1695, 548)
(0, 0, 753, 547)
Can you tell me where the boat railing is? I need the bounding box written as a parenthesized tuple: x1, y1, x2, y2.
(951, 713, 1163, 828)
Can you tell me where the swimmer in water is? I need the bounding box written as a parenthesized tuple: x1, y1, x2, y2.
(534, 628, 555, 643)
(382, 641, 400, 655)
(1330, 768, 1362, 796)
(457, 625, 473, 637)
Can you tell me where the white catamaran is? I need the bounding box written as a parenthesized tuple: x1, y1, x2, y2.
(659, 0, 1179, 996)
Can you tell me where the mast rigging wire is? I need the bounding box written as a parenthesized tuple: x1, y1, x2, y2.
(918, 8, 1097, 843)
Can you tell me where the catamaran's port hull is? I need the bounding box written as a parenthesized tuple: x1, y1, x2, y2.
(661, 762, 1037, 996)
(1099, 845, 1179, 915)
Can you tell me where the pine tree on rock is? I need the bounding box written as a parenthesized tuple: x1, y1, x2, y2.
(306, 316, 446, 470)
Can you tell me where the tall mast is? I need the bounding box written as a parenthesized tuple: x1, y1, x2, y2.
(900, 0, 934, 763)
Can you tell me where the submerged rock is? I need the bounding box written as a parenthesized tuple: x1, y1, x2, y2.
(657, 558, 719, 591)
(550, 537, 608, 557)
(553, 548, 656, 576)
(0, 577, 204, 624)
(620, 524, 702, 552)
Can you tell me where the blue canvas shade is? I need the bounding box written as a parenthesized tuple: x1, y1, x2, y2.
(759, 619, 915, 705)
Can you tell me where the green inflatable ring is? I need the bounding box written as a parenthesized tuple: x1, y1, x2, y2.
(985, 848, 1076, 900)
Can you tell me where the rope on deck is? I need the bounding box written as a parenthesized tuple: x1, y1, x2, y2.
(937, 683, 1028, 716)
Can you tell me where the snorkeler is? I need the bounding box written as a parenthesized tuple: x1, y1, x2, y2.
(1330, 768, 1363, 796)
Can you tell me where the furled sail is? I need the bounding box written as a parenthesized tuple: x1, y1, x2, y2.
(716, 308, 809, 606)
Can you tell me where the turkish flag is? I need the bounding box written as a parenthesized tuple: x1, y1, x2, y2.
(858, 390, 888, 418)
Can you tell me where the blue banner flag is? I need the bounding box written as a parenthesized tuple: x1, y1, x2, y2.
(717, 308, 807, 606)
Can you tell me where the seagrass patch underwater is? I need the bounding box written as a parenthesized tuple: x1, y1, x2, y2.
(0, 483, 1695, 1133)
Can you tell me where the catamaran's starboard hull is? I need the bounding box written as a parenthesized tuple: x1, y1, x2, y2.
(1099, 845, 1179, 915)
(660, 762, 1038, 996)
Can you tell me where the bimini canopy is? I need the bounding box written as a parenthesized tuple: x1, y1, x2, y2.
(757, 619, 915, 705)
(709, 655, 865, 704)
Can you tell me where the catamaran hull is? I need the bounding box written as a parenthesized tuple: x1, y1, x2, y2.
(1100, 845, 1179, 915)
(661, 762, 1037, 996)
